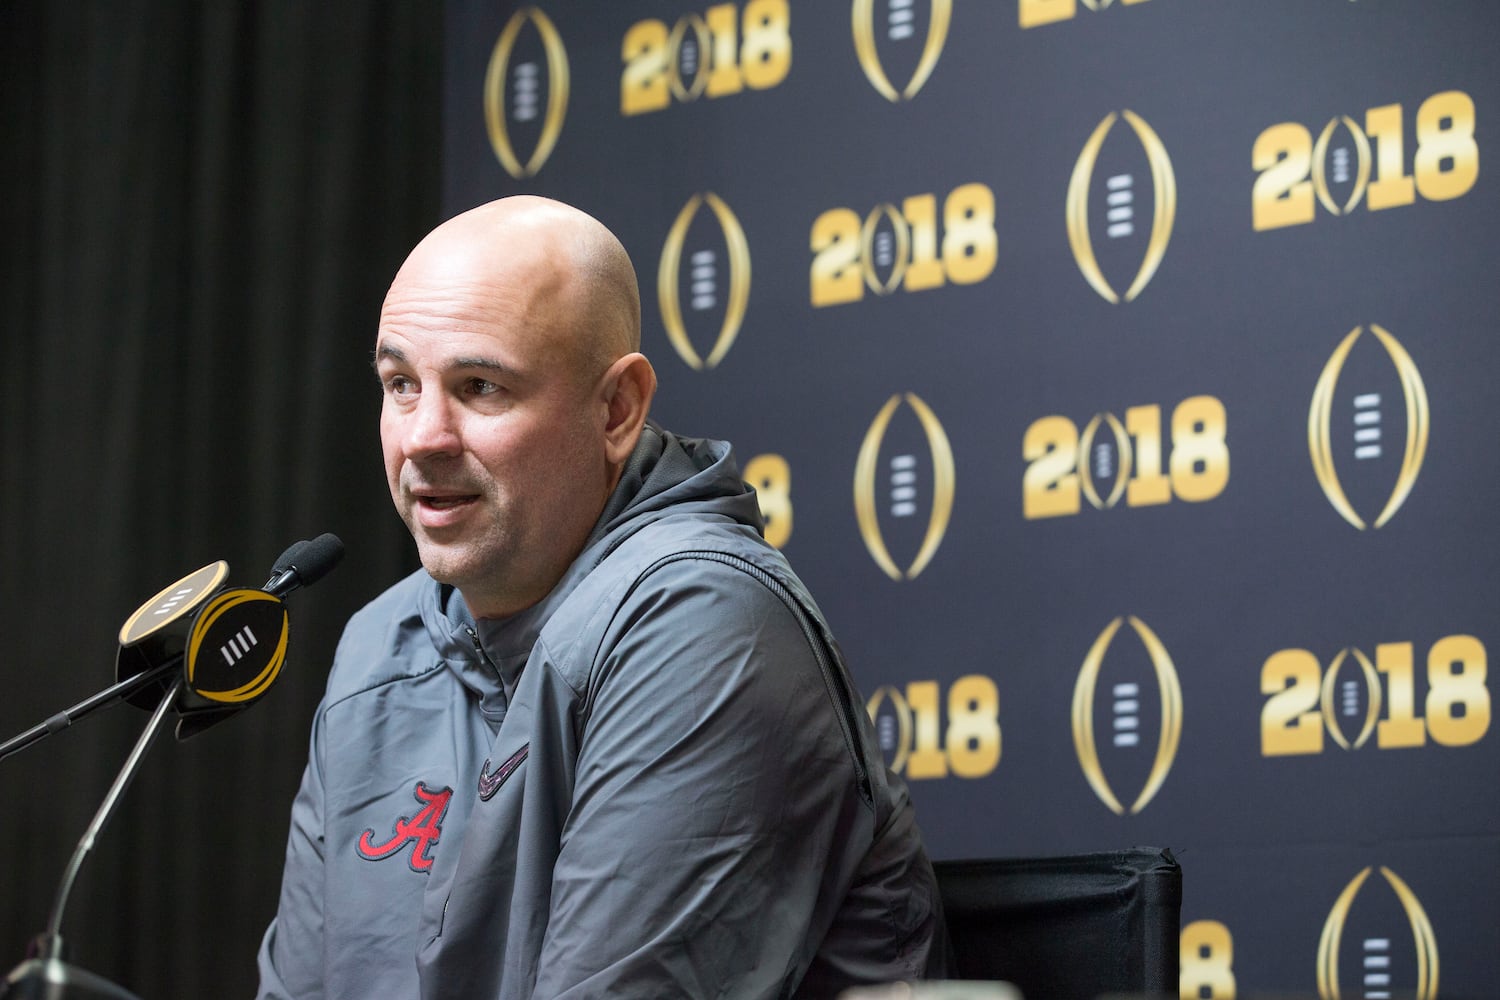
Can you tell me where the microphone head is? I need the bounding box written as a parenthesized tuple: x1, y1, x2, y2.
(264, 533, 344, 597)
(294, 533, 345, 588)
(269, 538, 311, 576)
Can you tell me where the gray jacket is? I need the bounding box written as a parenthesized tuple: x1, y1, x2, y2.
(256, 426, 945, 998)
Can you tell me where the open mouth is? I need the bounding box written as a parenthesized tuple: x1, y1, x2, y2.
(421, 495, 477, 510)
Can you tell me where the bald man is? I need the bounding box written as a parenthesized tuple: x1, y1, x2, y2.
(256, 197, 946, 999)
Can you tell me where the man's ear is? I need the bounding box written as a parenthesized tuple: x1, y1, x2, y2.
(600, 352, 657, 465)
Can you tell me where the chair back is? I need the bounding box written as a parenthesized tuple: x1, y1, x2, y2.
(933, 846, 1181, 1000)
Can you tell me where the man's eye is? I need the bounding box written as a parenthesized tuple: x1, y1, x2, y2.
(466, 378, 500, 396)
(385, 375, 416, 395)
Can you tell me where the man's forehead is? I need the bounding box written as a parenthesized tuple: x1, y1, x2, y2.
(381, 248, 572, 334)
(375, 268, 560, 359)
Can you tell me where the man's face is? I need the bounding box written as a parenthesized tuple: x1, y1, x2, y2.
(375, 248, 612, 618)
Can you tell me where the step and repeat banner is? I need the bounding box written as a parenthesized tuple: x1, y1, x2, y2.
(442, 2, 1498, 996)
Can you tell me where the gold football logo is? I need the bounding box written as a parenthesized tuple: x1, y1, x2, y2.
(866, 685, 915, 774)
(1308, 324, 1429, 529)
(1077, 412, 1131, 509)
(1072, 616, 1182, 814)
(853, 393, 955, 581)
(656, 193, 752, 370)
(1319, 648, 1380, 751)
(1066, 110, 1176, 303)
(185, 589, 290, 704)
(1318, 866, 1439, 1000)
(851, 0, 951, 101)
(859, 203, 910, 295)
(483, 7, 570, 179)
(1311, 116, 1372, 216)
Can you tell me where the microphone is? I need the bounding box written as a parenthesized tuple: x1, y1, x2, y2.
(170, 534, 344, 740)
(0, 534, 344, 760)
(263, 532, 345, 597)
(0, 534, 344, 999)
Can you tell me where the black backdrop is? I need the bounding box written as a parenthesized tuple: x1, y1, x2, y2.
(1, 5, 439, 997)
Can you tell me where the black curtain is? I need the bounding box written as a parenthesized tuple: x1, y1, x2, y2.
(1, 4, 440, 995)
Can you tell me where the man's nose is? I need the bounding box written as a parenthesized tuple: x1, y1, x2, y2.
(404, 392, 462, 457)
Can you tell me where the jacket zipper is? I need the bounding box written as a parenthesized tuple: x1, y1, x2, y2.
(464, 625, 503, 684)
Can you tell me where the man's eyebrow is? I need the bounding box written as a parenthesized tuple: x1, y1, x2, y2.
(371, 344, 518, 378)
(373, 343, 406, 370)
(449, 356, 515, 376)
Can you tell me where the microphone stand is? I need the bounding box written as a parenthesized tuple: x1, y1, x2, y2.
(1, 679, 183, 999)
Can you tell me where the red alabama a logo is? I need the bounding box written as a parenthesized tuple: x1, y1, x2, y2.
(356, 781, 452, 873)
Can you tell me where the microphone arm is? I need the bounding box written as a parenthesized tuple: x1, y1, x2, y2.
(0, 661, 179, 763)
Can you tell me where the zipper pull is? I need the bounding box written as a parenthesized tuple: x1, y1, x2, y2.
(463, 625, 503, 684)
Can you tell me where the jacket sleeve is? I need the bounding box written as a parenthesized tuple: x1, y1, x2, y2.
(254, 707, 328, 1000)
(530, 558, 874, 999)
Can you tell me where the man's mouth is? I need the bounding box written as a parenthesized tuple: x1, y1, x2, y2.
(421, 495, 476, 509)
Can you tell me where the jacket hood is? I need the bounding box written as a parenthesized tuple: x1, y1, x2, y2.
(590, 422, 762, 553)
(417, 423, 763, 715)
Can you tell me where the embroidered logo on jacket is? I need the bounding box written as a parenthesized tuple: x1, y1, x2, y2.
(356, 781, 452, 872)
(478, 743, 529, 801)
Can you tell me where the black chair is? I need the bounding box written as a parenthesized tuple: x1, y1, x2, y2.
(933, 846, 1181, 1000)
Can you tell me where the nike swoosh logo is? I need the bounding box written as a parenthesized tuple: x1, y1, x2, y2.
(478, 743, 529, 801)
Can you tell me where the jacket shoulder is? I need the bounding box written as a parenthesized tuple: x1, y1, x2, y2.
(539, 516, 812, 687)
(321, 568, 444, 705)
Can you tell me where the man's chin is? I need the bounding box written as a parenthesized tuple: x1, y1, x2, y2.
(413, 540, 477, 587)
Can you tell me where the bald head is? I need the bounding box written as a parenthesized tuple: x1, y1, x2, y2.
(375, 196, 659, 618)
(391, 195, 642, 383)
